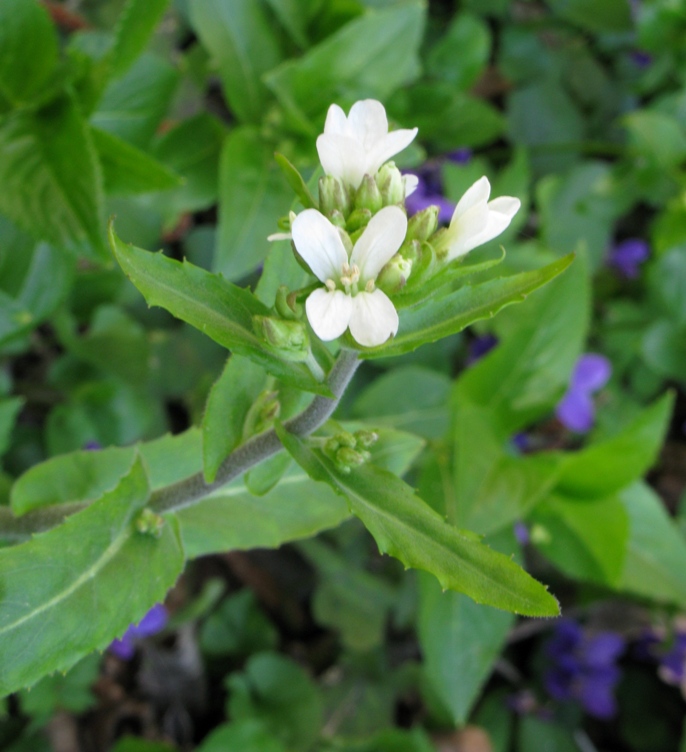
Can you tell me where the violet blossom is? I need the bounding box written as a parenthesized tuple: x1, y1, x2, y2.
(556, 354, 612, 433)
(607, 238, 650, 279)
(109, 604, 169, 660)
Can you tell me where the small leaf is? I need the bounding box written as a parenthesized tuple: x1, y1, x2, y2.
(274, 152, 318, 209)
(108, 223, 331, 395)
(0, 457, 184, 696)
(366, 255, 574, 360)
(108, 0, 171, 80)
(277, 427, 559, 616)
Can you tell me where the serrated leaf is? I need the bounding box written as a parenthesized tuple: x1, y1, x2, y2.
(0, 96, 105, 259)
(108, 0, 171, 80)
(277, 427, 559, 616)
(92, 127, 182, 195)
(0, 456, 184, 696)
(108, 224, 331, 395)
(365, 255, 574, 360)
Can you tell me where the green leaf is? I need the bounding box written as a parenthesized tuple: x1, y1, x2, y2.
(189, 0, 283, 124)
(426, 12, 490, 90)
(418, 572, 514, 724)
(351, 365, 451, 439)
(108, 0, 171, 80)
(0, 457, 184, 696)
(274, 152, 318, 209)
(264, 4, 425, 133)
(176, 467, 350, 558)
(91, 53, 179, 148)
(0, 0, 59, 107)
(91, 127, 182, 195)
(11, 429, 203, 517)
(619, 483, 686, 607)
(0, 96, 105, 259)
(227, 652, 323, 750)
(0, 397, 23, 458)
(200, 590, 277, 657)
(197, 720, 286, 752)
(215, 128, 294, 281)
(554, 393, 673, 499)
(530, 494, 629, 586)
(545, 0, 633, 33)
(202, 355, 268, 482)
(277, 427, 559, 616)
(642, 321, 686, 383)
(648, 247, 686, 325)
(109, 224, 331, 395)
(365, 255, 574, 361)
(456, 254, 587, 437)
(517, 716, 579, 752)
(111, 738, 176, 752)
(245, 453, 292, 496)
(263, 0, 312, 48)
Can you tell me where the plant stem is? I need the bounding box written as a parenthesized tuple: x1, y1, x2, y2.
(0, 349, 361, 542)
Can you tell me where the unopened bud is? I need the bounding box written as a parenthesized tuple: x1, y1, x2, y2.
(329, 209, 347, 229)
(407, 205, 438, 242)
(346, 207, 372, 234)
(376, 161, 404, 205)
(354, 430, 379, 449)
(243, 389, 281, 438)
(254, 316, 308, 360)
(275, 285, 302, 320)
(376, 254, 412, 294)
(135, 508, 164, 538)
(335, 446, 369, 472)
(319, 175, 351, 218)
(355, 174, 383, 213)
(336, 431, 357, 448)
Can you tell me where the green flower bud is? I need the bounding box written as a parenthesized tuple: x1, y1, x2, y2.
(399, 238, 421, 263)
(376, 161, 404, 205)
(323, 436, 341, 460)
(376, 253, 413, 294)
(354, 429, 379, 449)
(135, 508, 165, 538)
(254, 316, 309, 361)
(319, 175, 351, 218)
(243, 390, 281, 437)
(329, 209, 347, 229)
(346, 207, 372, 234)
(407, 205, 439, 243)
(275, 285, 302, 320)
(335, 446, 368, 472)
(355, 174, 383, 213)
(336, 431, 357, 448)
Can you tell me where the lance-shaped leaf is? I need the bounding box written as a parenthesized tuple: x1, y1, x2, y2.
(0, 457, 184, 696)
(274, 152, 318, 209)
(276, 426, 559, 616)
(108, 224, 331, 395)
(108, 0, 171, 81)
(363, 255, 574, 359)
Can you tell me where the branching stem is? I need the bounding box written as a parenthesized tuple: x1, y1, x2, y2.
(0, 350, 361, 542)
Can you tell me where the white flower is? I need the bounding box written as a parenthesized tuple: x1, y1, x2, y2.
(439, 176, 521, 261)
(316, 100, 418, 190)
(292, 206, 407, 347)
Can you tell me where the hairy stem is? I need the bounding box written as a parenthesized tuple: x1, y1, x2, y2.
(0, 349, 360, 542)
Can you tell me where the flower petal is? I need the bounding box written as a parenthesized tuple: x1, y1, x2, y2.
(316, 133, 367, 187)
(451, 176, 491, 223)
(366, 127, 419, 176)
(444, 200, 490, 260)
(306, 288, 353, 341)
(403, 174, 419, 197)
(323, 103, 348, 136)
(348, 99, 388, 147)
(351, 205, 407, 282)
(348, 289, 399, 347)
(571, 354, 612, 392)
(292, 209, 348, 282)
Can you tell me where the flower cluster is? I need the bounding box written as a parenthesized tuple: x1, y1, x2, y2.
(544, 620, 625, 719)
(277, 99, 521, 348)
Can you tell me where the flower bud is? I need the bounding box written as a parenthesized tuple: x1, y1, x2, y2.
(335, 446, 369, 473)
(407, 205, 438, 243)
(135, 508, 165, 538)
(346, 207, 372, 234)
(399, 238, 421, 263)
(243, 390, 281, 437)
(355, 174, 383, 213)
(354, 429, 379, 449)
(319, 175, 351, 218)
(329, 209, 347, 229)
(254, 316, 309, 361)
(376, 254, 413, 294)
(275, 285, 302, 320)
(376, 161, 404, 205)
(336, 431, 357, 448)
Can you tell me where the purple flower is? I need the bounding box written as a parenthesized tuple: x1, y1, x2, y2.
(404, 174, 455, 223)
(556, 354, 612, 433)
(467, 333, 498, 365)
(84, 441, 101, 450)
(544, 620, 625, 719)
(637, 623, 686, 688)
(607, 238, 650, 279)
(514, 521, 530, 546)
(629, 50, 653, 69)
(109, 604, 168, 660)
(447, 147, 473, 166)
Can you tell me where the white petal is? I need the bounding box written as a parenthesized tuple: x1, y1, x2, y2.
(451, 176, 491, 224)
(292, 209, 348, 282)
(351, 205, 407, 282)
(306, 288, 353, 341)
(403, 174, 419, 197)
(323, 103, 348, 136)
(444, 201, 490, 260)
(488, 196, 521, 220)
(316, 133, 367, 187)
(348, 99, 388, 148)
(348, 290, 399, 347)
(366, 127, 418, 176)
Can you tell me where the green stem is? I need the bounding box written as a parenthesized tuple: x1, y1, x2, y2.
(0, 349, 361, 542)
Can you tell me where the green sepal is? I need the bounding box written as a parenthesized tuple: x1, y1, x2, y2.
(274, 152, 318, 209)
